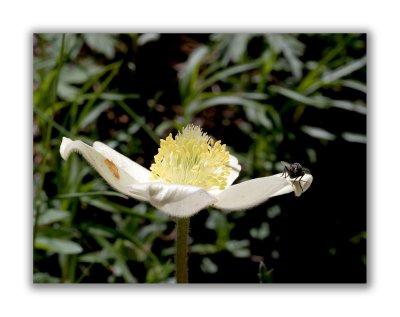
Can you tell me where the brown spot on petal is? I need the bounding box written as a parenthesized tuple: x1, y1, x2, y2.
(104, 159, 120, 179)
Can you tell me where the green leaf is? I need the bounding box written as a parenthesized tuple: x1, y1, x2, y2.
(79, 251, 110, 264)
(321, 56, 366, 84)
(80, 196, 159, 221)
(271, 86, 366, 114)
(270, 86, 327, 108)
(79, 101, 112, 130)
(226, 240, 250, 258)
(84, 34, 117, 59)
(57, 81, 80, 101)
(267, 205, 281, 218)
(137, 33, 160, 46)
(200, 60, 261, 92)
(250, 222, 270, 240)
(302, 126, 336, 141)
(201, 257, 218, 274)
(331, 100, 366, 115)
(146, 261, 174, 283)
(186, 95, 266, 118)
(33, 272, 61, 283)
(191, 244, 219, 255)
(179, 45, 209, 104)
(35, 237, 83, 254)
(37, 209, 70, 225)
(59, 65, 90, 84)
(222, 34, 250, 63)
(56, 191, 128, 199)
(337, 79, 367, 93)
(92, 235, 137, 283)
(231, 248, 251, 258)
(276, 34, 304, 80)
(342, 132, 367, 143)
(258, 262, 273, 283)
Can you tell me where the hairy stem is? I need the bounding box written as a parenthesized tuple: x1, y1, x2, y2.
(175, 217, 190, 283)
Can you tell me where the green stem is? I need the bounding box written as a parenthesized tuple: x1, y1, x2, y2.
(175, 217, 190, 283)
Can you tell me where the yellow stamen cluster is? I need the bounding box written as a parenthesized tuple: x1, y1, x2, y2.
(150, 124, 232, 191)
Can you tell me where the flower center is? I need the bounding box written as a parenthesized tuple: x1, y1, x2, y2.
(150, 124, 231, 190)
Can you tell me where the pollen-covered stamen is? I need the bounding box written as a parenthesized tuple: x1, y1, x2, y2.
(150, 125, 232, 191)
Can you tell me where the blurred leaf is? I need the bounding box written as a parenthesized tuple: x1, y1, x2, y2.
(267, 205, 281, 218)
(200, 60, 262, 91)
(36, 227, 76, 240)
(339, 79, 367, 93)
(350, 231, 367, 244)
(186, 95, 267, 119)
(84, 34, 117, 59)
(342, 132, 367, 143)
(80, 196, 158, 221)
(137, 33, 160, 46)
(258, 262, 273, 283)
(331, 100, 366, 115)
(35, 237, 83, 254)
(92, 234, 137, 283)
(321, 56, 366, 84)
(59, 65, 90, 84)
(201, 257, 218, 274)
(79, 101, 112, 130)
(79, 250, 109, 264)
(146, 261, 174, 283)
(243, 104, 273, 130)
(226, 240, 250, 258)
(302, 125, 336, 141)
(179, 45, 209, 105)
(56, 191, 128, 199)
(37, 209, 70, 225)
(231, 248, 251, 258)
(250, 222, 270, 240)
(57, 81, 79, 101)
(270, 86, 327, 108)
(222, 34, 250, 63)
(137, 222, 167, 241)
(205, 210, 226, 230)
(191, 244, 219, 255)
(275, 34, 304, 80)
(33, 272, 61, 283)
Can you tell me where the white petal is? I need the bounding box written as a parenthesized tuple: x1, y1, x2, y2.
(213, 174, 294, 211)
(60, 137, 148, 200)
(127, 183, 217, 218)
(288, 174, 313, 197)
(93, 141, 151, 183)
(227, 154, 241, 187)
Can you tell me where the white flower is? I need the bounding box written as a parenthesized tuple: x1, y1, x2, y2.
(59, 125, 312, 218)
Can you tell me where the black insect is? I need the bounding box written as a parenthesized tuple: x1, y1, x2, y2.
(281, 161, 310, 192)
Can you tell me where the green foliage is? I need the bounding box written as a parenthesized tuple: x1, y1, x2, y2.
(33, 33, 366, 283)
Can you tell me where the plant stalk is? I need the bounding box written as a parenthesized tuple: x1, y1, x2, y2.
(175, 217, 190, 283)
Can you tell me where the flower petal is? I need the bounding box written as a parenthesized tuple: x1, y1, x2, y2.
(127, 183, 217, 218)
(60, 137, 148, 200)
(285, 173, 313, 197)
(93, 141, 151, 183)
(213, 174, 294, 211)
(227, 154, 241, 187)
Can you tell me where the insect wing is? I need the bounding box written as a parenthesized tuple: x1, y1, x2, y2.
(281, 161, 291, 168)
